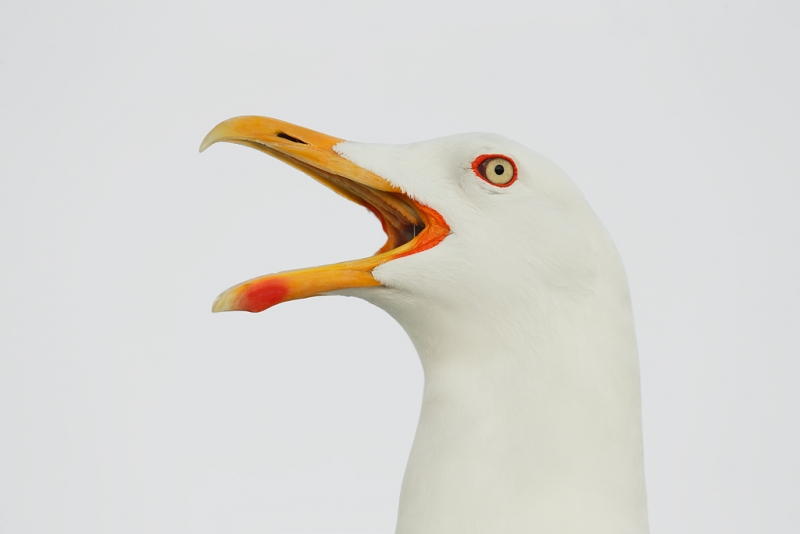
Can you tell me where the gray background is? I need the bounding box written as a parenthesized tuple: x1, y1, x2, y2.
(1, 1, 798, 532)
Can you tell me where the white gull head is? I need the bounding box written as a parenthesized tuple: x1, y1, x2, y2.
(202, 118, 649, 534)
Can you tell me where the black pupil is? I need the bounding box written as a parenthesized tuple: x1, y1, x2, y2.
(494, 164, 505, 175)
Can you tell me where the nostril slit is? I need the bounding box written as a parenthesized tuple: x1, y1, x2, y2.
(276, 132, 308, 144)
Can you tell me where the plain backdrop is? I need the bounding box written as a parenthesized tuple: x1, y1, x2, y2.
(1, 1, 798, 533)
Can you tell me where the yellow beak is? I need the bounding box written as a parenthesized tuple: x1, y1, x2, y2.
(200, 116, 449, 313)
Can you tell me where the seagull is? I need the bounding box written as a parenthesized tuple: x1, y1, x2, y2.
(200, 116, 650, 534)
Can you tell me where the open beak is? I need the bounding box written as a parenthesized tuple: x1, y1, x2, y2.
(200, 116, 450, 313)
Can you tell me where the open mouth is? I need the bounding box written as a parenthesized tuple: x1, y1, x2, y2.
(200, 116, 450, 313)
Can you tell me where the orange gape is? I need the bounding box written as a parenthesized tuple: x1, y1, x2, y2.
(201, 116, 450, 313)
(394, 204, 449, 260)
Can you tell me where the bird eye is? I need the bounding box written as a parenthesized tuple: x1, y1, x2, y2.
(473, 155, 517, 187)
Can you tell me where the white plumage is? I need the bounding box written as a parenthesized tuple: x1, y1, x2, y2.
(340, 136, 648, 534)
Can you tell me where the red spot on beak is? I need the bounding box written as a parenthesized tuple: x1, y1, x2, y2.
(238, 279, 290, 313)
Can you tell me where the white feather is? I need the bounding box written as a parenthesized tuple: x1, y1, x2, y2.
(335, 135, 649, 534)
